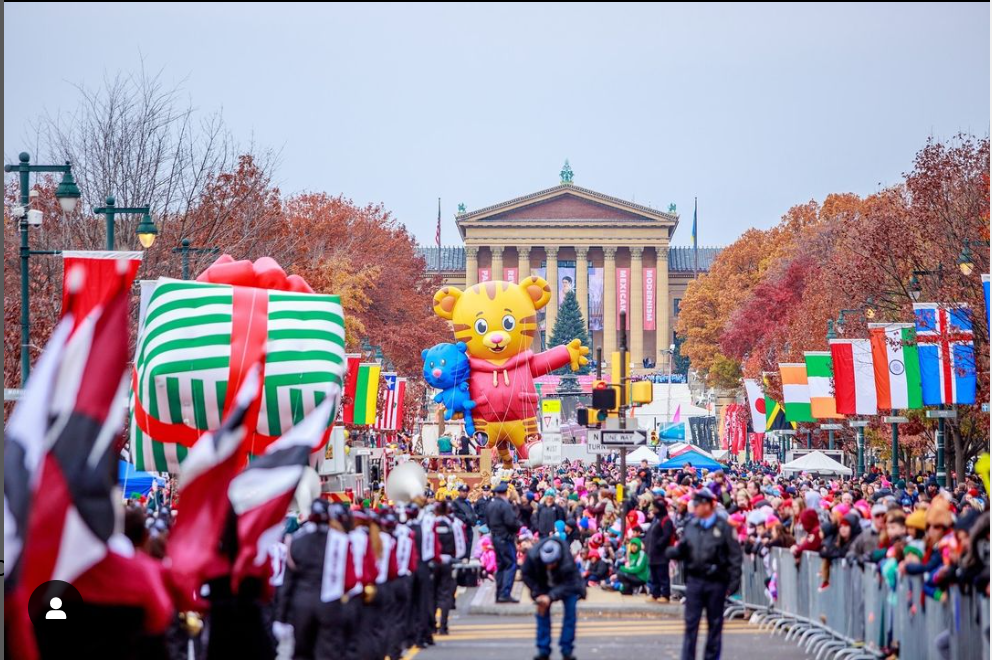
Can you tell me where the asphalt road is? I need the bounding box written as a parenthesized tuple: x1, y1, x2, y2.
(410, 612, 815, 660)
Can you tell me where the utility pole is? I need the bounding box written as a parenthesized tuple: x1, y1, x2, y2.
(619, 310, 628, 541)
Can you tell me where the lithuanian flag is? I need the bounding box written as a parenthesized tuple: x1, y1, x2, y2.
(343, 356, 381, 426)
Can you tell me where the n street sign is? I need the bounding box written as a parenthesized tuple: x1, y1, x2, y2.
(586, 430, 608, 454)
(601, 429, 647, 447)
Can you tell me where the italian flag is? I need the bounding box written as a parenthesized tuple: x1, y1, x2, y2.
(804, 352, 842, 419)
(829, 339, 877, 415)
(779, 363, 814, 422)
(869, 323, 922, 410)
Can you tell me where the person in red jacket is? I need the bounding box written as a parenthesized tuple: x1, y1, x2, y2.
(791, 508, 823, 565)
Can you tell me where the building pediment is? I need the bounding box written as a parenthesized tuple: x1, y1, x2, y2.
(456, 185, 677, 238)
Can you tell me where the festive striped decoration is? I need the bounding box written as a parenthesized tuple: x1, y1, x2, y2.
(130, 279, 346, 473)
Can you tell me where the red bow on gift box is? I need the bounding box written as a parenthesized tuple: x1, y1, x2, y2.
(196, 254, 314, 293)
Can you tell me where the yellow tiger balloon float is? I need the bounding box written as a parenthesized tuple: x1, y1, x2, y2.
(431, 276, 589, 469)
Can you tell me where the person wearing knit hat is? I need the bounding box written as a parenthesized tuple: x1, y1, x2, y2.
(616, 537, 651, 595)
(520, 536, 585, 660)
(905, 509, 927, 537)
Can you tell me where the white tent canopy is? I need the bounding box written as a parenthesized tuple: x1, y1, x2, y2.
(627, 446, 662, 465)
(781, 450, 852, 476)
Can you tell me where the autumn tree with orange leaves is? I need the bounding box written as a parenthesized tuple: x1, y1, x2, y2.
(677, 135, 989, 481)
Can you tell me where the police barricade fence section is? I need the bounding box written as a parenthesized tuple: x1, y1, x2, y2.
(729, 548, 990, 660)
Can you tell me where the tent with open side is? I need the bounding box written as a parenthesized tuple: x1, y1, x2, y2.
(627, 445, 662, 466)
(657, 448, 723, 471)
(780, 451, 852, 477)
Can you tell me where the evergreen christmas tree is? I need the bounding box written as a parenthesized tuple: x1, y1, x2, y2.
(548, 289, 590, 375)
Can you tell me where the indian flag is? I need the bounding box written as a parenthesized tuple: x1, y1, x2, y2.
(779, 363, 814, 422)
(804, 352, 842, 419)
(350, 362, 382, 426)
(869, 323, 922, 411)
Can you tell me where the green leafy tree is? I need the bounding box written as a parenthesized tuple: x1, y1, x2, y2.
(548, 290, 590, 375)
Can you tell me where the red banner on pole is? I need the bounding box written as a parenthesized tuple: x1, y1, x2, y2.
(504, 267, 518, 284)
(478, 268, 491, 283)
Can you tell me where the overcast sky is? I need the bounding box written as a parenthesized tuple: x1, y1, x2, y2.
(5, 3, 989, 247)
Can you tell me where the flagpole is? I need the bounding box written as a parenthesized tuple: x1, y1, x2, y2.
(436, 197, 442, 272)
(693, 196, 699, 278)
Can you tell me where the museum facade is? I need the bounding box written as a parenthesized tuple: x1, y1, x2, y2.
(418, 166, 720, 368)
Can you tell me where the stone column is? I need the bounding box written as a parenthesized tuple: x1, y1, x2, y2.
(491, 245, 504, 281)
(630, 246, 644, 367)
(657, 246, 670, 351)
(465, 246, 479, 288)
(517, 246, 531, 281)
(545, 246, 559, 334)
(603, 246, 617, 358)
(575, 245, 589, 328)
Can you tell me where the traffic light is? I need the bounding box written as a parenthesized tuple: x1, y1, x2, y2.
(591, 380, 617, 414)
(576, 407, 591, 427)
(631, 380, 653, 405)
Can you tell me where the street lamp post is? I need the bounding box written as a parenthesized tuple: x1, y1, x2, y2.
(93, 196, 155, 250)
(4, 152, 81, 385)
(172, 238, 220, 280)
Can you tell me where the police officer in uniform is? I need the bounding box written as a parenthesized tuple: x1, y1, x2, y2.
(486, 481, 522, 603)
(666, 487, 742, 660)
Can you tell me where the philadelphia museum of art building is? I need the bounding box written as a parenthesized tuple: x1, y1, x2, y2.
(418, 166, 721, 369)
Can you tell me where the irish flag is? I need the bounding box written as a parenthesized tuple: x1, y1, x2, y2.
(869, 323, 922, 410)
(830, 339, 877, 415)
(779, 363, 814, 422)
(804, 352, 842, 419)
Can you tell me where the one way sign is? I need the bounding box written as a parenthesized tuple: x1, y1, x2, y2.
(600, 429, 647, 447)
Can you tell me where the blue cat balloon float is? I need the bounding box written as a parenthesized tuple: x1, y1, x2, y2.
(422, 342, 477, 435)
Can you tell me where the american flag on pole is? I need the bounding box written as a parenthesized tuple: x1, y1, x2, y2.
(913, 303, 976, 405)
(375, 373, 400, 431)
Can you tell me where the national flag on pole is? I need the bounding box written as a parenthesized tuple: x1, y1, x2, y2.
(394, 377, 407, 432)
(342, 354, 361, 424)
(350, 362, 382, 426)
(913, 303, 976, 405)
(743, 378, 765, 432)
(779, 363, 814, 422)
(167, 367, 263, 600)
(15, 271, 132, 598)
(763, 373, 796, 431)
(804, 351, 843, 419)
(869, 323, 922, 410)
(830, 339, 878, 415)
(228, 384, 339, 589)
(375, 373, 399, 431)
(436, 198, 442, 252)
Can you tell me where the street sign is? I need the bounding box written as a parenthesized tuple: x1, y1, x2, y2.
(600, 429, 647, 447)
(586, 430, 609, 454)
(848, 420, 870, 428)
(882, 416, 909, 424)
(982, 403, 989, 413)
(925, 410, 957, 419)
(542, 433, 563, 465)
(819, 424, 844, 430)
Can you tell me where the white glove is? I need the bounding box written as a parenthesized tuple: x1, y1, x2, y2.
(273, 621, 294, 643)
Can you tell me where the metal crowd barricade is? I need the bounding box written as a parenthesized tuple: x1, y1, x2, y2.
(732, 547, 991, 660)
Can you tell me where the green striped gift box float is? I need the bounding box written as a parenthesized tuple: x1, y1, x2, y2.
(130, 278, 346, 473)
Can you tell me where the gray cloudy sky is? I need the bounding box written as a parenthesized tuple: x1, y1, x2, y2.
(4, 3, 989, 247)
